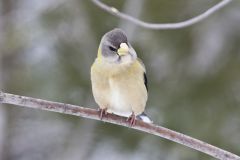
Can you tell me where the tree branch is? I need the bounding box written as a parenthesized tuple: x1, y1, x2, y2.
(0, 91, 239, 160)
(92, 0, 233, 29)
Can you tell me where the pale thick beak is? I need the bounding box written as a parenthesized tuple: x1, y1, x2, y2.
(117, 43, 129, 56)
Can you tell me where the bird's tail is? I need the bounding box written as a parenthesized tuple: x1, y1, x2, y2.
(136, 112, 153, 123)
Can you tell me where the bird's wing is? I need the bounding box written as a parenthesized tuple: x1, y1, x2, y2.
(144, 72, 148, 92)
(137, 58, 148, 92)
(136, 112, 152, 123)
(137, 58, 146, 72)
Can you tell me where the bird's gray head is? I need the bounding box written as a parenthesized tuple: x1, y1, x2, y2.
(99, 28, 137, 63)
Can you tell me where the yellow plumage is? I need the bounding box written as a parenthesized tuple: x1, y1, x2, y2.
(91, 48, 147, 117)
(91, 28, 150, 124)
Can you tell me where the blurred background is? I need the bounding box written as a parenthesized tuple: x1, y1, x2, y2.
(1, 0, 240, 159)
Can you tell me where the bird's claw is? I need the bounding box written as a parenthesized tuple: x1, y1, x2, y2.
(126, 113, 136, 126)
(99, 108, 107, 120)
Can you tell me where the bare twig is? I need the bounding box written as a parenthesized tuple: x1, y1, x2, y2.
(0, 91, 239, 160)
(92, 0, 233, 29)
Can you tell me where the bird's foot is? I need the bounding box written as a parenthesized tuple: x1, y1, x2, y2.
(98, 108, 107, 120)
(126, 113, 136, 126)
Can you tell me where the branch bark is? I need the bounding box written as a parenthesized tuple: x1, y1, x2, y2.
(92, 0, 233, 30)
(0, 91, 239, 160)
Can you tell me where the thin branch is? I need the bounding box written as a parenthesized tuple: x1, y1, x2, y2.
(92, 0, 233, 29)
(0, 91, 239, 160)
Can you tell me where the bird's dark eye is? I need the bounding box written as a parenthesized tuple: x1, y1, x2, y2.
(109, 46, 117, 52)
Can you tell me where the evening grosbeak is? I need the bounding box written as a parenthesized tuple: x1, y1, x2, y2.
(91, 28, 151, 125)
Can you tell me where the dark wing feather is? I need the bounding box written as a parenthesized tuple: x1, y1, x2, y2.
(137, 58, 148, 92)
(144, 72, 148, 92)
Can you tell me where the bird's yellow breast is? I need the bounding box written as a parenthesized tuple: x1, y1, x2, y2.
(91, 56, 147, 116)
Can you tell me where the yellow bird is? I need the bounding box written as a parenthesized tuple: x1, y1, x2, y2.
(91, 28, 151, 125)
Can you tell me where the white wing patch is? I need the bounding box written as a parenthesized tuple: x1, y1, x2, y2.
(137, 115, 153, 123)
